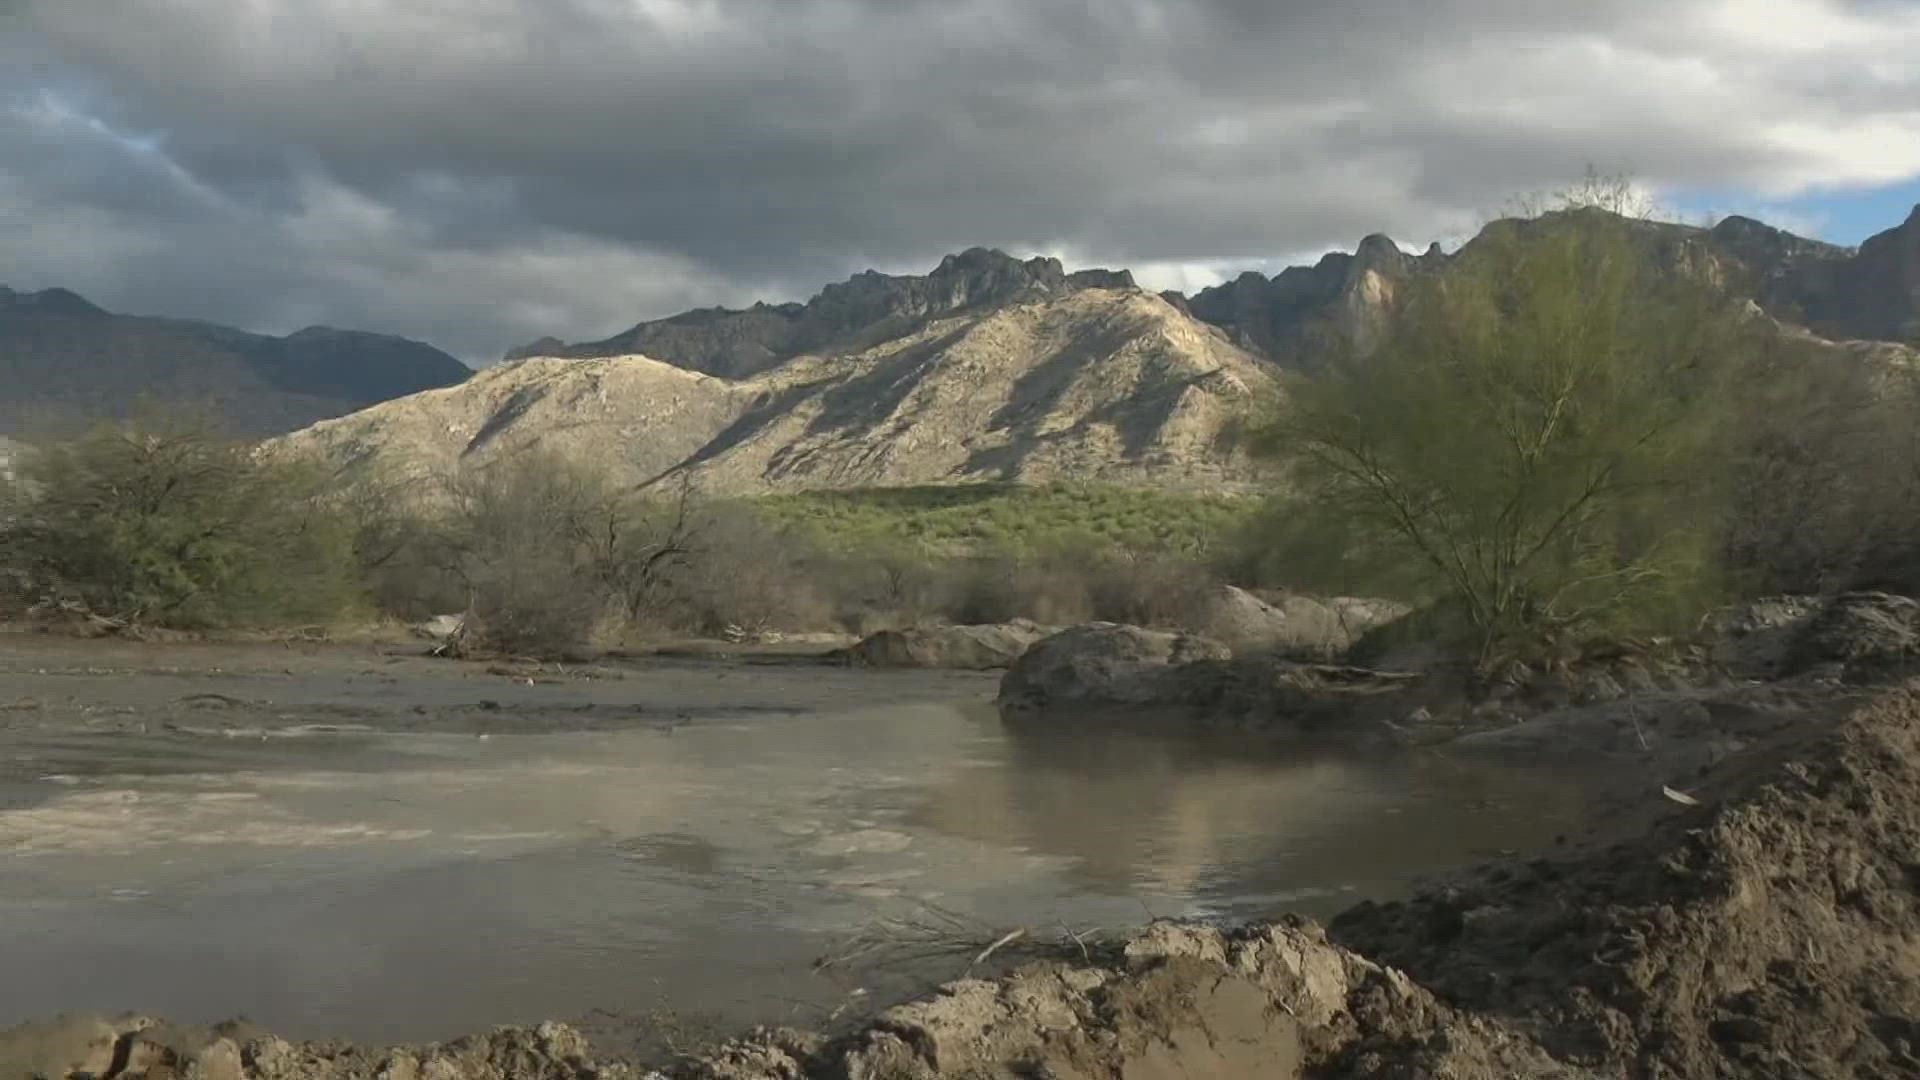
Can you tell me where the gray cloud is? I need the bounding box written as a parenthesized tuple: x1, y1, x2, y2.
(4, 0, 1919, 362)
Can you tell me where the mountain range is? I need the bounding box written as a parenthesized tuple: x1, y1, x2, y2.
(501, 205, 1920, 374)
(0, 286, 469, 436)
(10, 204, 1920, 493)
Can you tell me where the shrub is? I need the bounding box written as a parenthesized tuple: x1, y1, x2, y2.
(0, 418, 360, 627)
(651, 504, 829, 637)
(1252, 210, 1749, 670)
(437, 452, 628, 656)
(1720, 353, 1920, 595)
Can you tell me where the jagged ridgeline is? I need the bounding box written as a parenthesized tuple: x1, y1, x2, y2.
(271, 250, 1276, 495)
(261, 203, 1918, 496)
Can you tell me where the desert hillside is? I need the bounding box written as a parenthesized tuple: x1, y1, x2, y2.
(273, 287, 1274, 495)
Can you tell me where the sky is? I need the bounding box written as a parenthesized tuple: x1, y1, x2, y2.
(4, 0, 1920, 365)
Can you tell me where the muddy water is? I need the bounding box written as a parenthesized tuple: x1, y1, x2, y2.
(0, 645, 1591, 1048)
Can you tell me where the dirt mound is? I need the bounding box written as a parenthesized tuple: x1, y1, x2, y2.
(680, 921, 1564, 1080)
(1333, 683, 1920, 1078)
(0, 1017, 632, 1080)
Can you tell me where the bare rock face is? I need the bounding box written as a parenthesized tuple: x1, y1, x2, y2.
(996, 623, 1232, 711)
(1179, 233, 1434, 369)
(832, 620, 1054, 670)
(273, 289, 1276, 497)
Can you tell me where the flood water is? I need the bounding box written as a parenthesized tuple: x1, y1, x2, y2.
(0, 650, 1591, 1047)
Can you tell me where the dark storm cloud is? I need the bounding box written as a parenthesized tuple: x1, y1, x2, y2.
(4, 0, 1918, 361)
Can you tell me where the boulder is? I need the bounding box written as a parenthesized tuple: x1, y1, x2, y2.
(1000, 623, 1435, 739)
(1709, 592, 1920, 682)
(997, 623, 1233, 711)
(1785, 591, 1920, 681)
(411, 613, 466, 642)
(1198, 586, 1406, 658)
(1706, 594, 1821, 678)
(833, 620, 1053, 670)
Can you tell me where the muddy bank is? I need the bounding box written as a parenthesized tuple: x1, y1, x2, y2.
(0, 630, 997, 743)
(996, 593, 1920, 758)
(12, 679, 1919, 1077)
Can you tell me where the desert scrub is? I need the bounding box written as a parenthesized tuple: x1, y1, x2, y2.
(748, 483, 1258, 559)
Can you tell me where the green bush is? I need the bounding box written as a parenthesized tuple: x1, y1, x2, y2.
(1251, 210, 1751, 669)
(0, 419, 360, 627)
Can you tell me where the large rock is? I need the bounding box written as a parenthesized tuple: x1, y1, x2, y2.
(998, 623, 1431, 739)
(833, 620, 1052, 670)
(1707, 594, 1823, 678)
(1710, 592, 1920, 682)
(1198, 586, 1407, 658)
(1786, 591, 1920, 681)
(997, 623, 1231, 711)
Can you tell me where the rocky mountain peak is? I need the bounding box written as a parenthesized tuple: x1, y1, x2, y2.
(504, 248, 1141, 378)
(1354, 233, 1404, 266)
(1177, 232, 1437, 367)
(1788, 203, 1920, 344)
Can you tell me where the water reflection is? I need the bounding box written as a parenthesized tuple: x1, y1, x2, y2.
(915, 714, 1586, 915)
